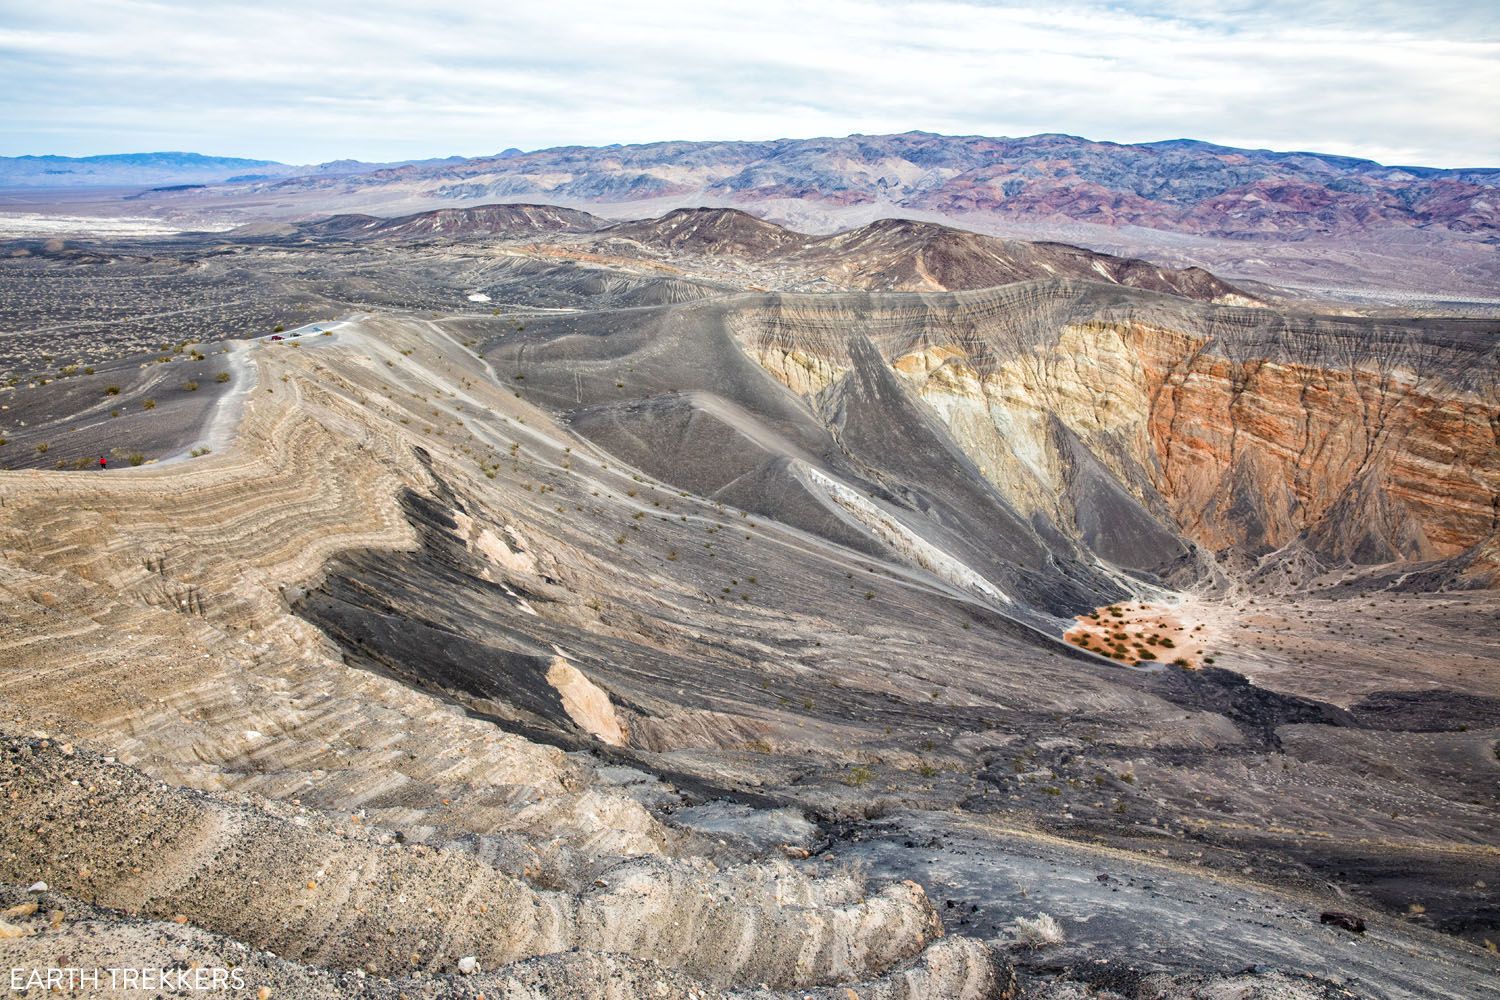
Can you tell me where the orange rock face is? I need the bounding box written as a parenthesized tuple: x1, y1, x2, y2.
(1134, 326, 1500, 562)
(731, 285, 1497, 582)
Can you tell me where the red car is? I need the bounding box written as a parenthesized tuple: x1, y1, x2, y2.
(270, 334, 284, 341)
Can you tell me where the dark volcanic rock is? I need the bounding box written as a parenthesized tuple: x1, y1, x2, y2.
(1320, 911, 1366, 934)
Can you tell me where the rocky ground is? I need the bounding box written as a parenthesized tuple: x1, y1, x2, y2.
(0, 226, 1496, 997)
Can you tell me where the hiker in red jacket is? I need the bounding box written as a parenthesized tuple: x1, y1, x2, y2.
(98, 455, 107, 470)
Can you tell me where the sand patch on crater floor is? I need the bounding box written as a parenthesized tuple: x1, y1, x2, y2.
(1063, 600, 1214, 667)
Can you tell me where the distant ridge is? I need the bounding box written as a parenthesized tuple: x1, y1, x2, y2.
(10, 132, 1498, 292)
(290, 202, 1252, 302)
(0, 151, 473, 189)
(0, 151, 289, 188)
(596, 207, 1252, 301)
(296, 203, 607, 240)
(16, 132, 1496, 235)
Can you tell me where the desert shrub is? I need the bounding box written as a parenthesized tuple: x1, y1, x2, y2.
(215, 372, 231, 383)
(1011, 913, 1065, 947)
(35, 443, 48, 454)
(273, 324, 285, 333)
(182, 381, 199, 392)
(104, 385, 121, 395)
(127, 453, 145, 466)
(142, 399, 156, 410)
(843, 765, 873, 787)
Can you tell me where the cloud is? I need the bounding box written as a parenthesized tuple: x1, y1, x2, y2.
(0, 0, 1495, 166)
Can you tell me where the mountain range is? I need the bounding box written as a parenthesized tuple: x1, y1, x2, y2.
(12, 132, 1496, 295)
(0, 150, 498, 188)
(84, 132, 1494, 238)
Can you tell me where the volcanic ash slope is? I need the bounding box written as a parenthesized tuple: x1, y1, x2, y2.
(0, 318, 1004, 999)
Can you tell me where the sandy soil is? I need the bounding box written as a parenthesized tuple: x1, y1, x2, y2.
(1063, 599, 1215, 668)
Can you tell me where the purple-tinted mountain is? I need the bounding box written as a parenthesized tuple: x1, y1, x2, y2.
(252, 132, 1500, 240)
(13, 134, 1499, 294)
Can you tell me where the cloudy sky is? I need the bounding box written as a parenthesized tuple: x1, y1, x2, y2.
(2, 0, 1497, 167)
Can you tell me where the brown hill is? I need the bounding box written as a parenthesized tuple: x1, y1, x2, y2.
(597, 208, 1252, 301)
(300, 203, 606, 241)
(800, 217, 1248, 299)
(601, 206, 808, 255)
